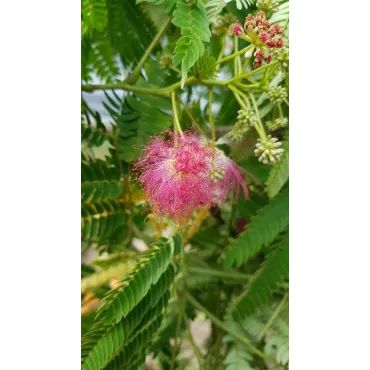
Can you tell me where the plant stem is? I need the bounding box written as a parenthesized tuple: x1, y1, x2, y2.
(201, 79, 228, 86)
(248, 91, 267, 140)
(185, 313, 204, 370)
(81, 82, 169, 96)
(234, 81, 260, 91)
(228, 85, 249, 111)
(229, 84, 251, 107)
(257, 293, 289, 343)
(217, 36, 226, 62)
(171, 91, 183, 136)
(208, 87, 215, 142)
(216, 44, 253, 66)
(171, 234, 188, 370)
(170, 294, 185, 370)
(241, 57, 249, 73)
(278, 103, 284, 119)
(283, 98, 289, 107)
(169, 65, 182, 75)
(233, 37, 239, 76)
(186, 292, 279, 366)
(124, 18, 172, 85)
(188, 266, 251, 280)
(229, 61, 278, 83)
(178, 96, 208, 138)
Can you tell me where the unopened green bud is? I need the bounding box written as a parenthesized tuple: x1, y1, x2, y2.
(268, 87, 288, 105)
(257, 0, 279, 12)
(254, 135, 284, 164)
(266, 117, 288, 131)
(159, 54, 173, 69)
(229, 108, 258, 142)
(212, 13, 236, 36)
(272, 45, 289, 71)
(210, 167, 225, 182)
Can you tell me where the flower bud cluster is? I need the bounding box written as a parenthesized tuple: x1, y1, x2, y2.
(266, 117, 288, 131)
(210, 167, 225, 182)
(229, 109, 258, 142)
(212, 14, 236, 36)
(254, 135, 284, 164)
(257, 0, 279, 12)
(159, 54, 173, 69)
(237, 109, 259, 127)
(267, 87, 288, 105)
(229, 11, 284, 68)
(272, 44, 289, 71)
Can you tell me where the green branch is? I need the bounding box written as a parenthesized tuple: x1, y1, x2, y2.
(171, 91, 183, 136)
(208, 87, 215, 142)
(81, 82, 169, 96)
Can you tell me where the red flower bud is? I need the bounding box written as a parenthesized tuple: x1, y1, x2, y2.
(229, 22, 244, 37)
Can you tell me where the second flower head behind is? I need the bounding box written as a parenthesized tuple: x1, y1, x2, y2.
(134, 131, 248, 224)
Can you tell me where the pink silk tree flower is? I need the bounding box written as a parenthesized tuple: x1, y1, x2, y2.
(211, 149, 249, 204)
(135, 131, 248, 223)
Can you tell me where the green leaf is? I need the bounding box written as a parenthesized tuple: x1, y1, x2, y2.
(224, 342, 253, 370)
(192, 49, 218, 79)
(172, 1, 211, 84)
(82, 293, 169, 370)
(136, 0, 177, 14)
(81, 159, 123, 203)
(96, 239, 175, 324)
(82, 0, 107, 34)
(81, 200, 126, 246)
(103, 91, 172, 163)
(223, 186, 289, 267)
(228, 236, 289, 319)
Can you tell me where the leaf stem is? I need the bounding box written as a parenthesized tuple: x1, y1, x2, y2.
(217, 36, 226, 62)
(216, 44, 253, 66)
(257, 293, 289, 343)
(208, 87, 215, 143)
(188, 266, 251, 280)
(186, 292, 279, 366)
(171, 91, 183, 136)
(229, 61, 278, 83)
(82, 82, 169, 97)
(124, 17, 172, 85)
(233, 37, 240, 76)
(248, 91, 267, 140)
(178, 96, 208, 138)
(185, 313, 204, 370)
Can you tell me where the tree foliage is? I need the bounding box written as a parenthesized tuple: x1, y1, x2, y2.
(81, 0, 289, 368)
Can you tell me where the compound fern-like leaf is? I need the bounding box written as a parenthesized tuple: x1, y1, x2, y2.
(192, 49, 218, 79)
(224, 186, 289, 268)
(229, 236, 289, 320)
(82, 0, 108, 34)
(81, 200, 126, 244)
(103, 91, 172, 163)
(172, 1, 211, 87)
(82, 293, 169, 370)
(96, 240, 175, 324)
(81, 159, 123, 203)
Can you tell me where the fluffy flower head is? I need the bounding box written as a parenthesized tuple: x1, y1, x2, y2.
(135, 131, 248, 222)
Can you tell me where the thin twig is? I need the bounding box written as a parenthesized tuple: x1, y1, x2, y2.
(125, 18, 172, 85)
(186, 292, 280, 366)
